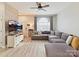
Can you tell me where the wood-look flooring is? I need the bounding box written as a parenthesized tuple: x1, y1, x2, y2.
(0, 40, 48, 57)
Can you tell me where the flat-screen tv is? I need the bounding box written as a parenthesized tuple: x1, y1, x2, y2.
(8, 20, 22, 32)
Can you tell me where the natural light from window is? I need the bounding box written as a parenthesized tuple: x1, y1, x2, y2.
(37, 17, 50, 31)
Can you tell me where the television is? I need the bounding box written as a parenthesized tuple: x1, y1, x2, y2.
(8, 20, 22, 32)
(16, 23, 22, 32)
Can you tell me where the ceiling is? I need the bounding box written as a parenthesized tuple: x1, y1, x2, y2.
(7, 2, 71, 15)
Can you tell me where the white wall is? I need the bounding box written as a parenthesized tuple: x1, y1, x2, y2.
(5, 3, 18, 34)
(57, 3, 79, 36)
(0, 3, 5, 48)
(18, 15, 35, 39)
(0, 3, 18, 48)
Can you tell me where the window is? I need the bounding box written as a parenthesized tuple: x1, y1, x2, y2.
(37, 17, 50, 31)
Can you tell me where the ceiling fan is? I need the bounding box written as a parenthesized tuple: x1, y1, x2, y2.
(30, 2, 49, 11)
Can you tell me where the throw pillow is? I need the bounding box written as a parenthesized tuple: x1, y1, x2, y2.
(71, 36, 79, 50)
(61, 33, 69, 41)
(66, 36, 73, 45)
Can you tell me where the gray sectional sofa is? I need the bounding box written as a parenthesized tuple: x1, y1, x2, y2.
(48, 32, 70, 43)
(45, 31, 79, 57)
(31, 31, 51, 40)
(32, 31, 70, 43)
(32, 31, 79, 57)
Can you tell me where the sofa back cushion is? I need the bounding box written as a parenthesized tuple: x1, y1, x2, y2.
(71, 36, 79, 50)
(61, 33, 69, 41)
(54, 31, 62, 38)
(42, 31, 51, 34)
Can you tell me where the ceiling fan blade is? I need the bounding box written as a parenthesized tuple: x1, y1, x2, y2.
(30, 7, 38, 9)
(42, 5, 49, 8)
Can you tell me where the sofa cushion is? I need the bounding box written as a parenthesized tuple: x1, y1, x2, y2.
(55, 31, 62, 38)
(45, 43, 74, 57)
(49, 35, 60, 39)
(66, 36, 73, 45)
(61, 33, 69, 41)
(49, 39, 65, 43)
(42, 31, 51, 34)
(71, 36, 79, 50)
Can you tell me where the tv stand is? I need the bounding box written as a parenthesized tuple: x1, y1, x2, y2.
(7, 34, 23, 48)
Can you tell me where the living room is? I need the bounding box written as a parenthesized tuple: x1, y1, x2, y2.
(0, 2, 79, 57)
